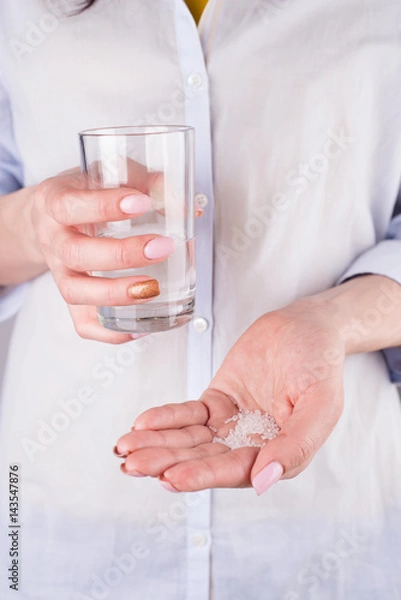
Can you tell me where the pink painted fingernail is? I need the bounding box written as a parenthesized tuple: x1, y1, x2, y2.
(143, 237, 175, 260)
(130, 333, 149, 340)
(159, 480, 179, 493)
(120, 193, 151, 215)
(252, 461, 283, 496)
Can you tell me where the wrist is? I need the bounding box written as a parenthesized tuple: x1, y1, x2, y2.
(0, 186, 47, 286)
(301, 275, 401, 355)
(276, 292, 347, 357)
(25, 186, 47, 268)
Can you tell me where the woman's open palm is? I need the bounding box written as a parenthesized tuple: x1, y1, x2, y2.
(116, 302, 345, 494)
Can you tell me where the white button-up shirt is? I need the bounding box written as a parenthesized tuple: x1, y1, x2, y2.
(1, 2, 401, 599)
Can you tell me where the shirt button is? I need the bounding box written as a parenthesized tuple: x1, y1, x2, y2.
(191, 533, 208, 547)
(188, 72, 203, 89)
(195, 193, 208, 208)
(192, 317, 208, 333)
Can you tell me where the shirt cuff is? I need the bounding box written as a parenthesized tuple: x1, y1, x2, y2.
(0, 283, 29, 323)
(382, 347, 401, 384)
(337, 239, 401, 384)
(338, 239, 401, 285)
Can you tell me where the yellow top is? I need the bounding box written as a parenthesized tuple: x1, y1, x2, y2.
(185, 0, 208, 24)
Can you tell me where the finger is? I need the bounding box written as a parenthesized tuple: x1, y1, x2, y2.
(160, 446, 260, 491)
(46, 185, 152, 226)
(109, 161, 195, 220)
(250, 383, 344, 494)
(49, 228, 174, 272)
(122, 441, 228, 478)
(86, 156, 158, 196)
(134, 400, 209, 431)
(68, 304, 147, 344)
(54, 267, 160, 306)
(116, 425, 213, 456)
(84, 163, 182, 219)
(199, 387, 241, 431)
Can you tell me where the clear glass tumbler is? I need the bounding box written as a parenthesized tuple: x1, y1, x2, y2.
(79, 125, 195, 334)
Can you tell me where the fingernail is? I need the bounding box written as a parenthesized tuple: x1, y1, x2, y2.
(128, 279, 160, 300)
(143, 237, 174, 260)
(120, 463, 146, 477)
(159, 480, 179, 493)
(113, 445, 128, 458)
(120, 193, 151, 215)
(130, 334, 148, 340)
(252, 461, 283, 496)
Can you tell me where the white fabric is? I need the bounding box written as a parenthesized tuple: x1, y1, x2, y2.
(0, 1, 401, 599)
(0, 284, 28, 323)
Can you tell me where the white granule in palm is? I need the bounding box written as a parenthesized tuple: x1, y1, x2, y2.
(212, 409, 280, 450)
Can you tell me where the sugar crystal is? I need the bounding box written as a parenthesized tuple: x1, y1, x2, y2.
(212, 409, 280, 450)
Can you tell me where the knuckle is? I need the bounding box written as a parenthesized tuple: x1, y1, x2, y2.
(59, 238, 81, 270)
(48, 188, 68, 224)
(58, 276, 76, 305)
(36, 178, 57, 220)
(115, 238, 134, 269)
(294, 435, 316, 464)
(49, 186, 79, 225)
(230, 451, 250, 480)
(96, 193, 113, 221)
(60, 189, 78, 221)
(183, 427, 197, 447)
(104, 282, 122, 306)
(32, 184, 58, 252)
(36, 177, 53, 203)
(73, 312, 95, 340)
(73, 319, 90, 339)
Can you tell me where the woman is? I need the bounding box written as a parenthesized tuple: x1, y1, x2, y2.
(1, 1, 401, 598)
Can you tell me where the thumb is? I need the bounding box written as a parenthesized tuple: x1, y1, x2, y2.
(250, 384, 343, 495)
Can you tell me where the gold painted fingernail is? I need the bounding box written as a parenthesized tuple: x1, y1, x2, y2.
(128, 279, 160, 300)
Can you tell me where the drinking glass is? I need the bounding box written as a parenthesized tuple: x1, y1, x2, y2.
(79, 125, 195, 333)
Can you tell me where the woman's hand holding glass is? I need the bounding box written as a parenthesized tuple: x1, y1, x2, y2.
(31, 168, 175, 343)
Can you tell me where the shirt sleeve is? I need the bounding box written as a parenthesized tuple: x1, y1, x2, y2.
(0, 74, 29, 323)
(338, 199, 401, 383)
